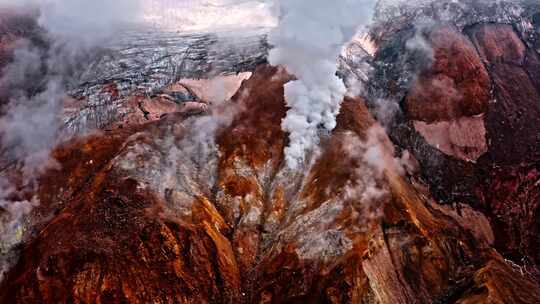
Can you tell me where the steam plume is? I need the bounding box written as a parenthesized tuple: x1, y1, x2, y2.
(269, 0, 377, 169)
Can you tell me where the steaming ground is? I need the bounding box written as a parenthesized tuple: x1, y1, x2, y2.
(0, 0, 373, 281)
(0, 0, 453, 284)
(0, 0, 271, 281)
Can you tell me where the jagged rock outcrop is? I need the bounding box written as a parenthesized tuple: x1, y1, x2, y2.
(62, 74, 249, 135)
(1, 65, 539, 303)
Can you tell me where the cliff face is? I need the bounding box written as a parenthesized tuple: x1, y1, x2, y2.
(1, 65, 539, 303)
(370, 1, 540, 279)
(1, 1, 540, 303)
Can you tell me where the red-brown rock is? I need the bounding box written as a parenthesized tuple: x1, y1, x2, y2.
(1, 65, 539, 303)
(405, 26, 491, 123)
(379, 21, 540, 284)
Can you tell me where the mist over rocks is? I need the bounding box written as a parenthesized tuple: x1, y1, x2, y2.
(0, 0, 269, 286)
(0, 0, 149, 283)
(0, 62, 539, 303)
(268, 0, 377, 169)
(0, 0, 540, 302)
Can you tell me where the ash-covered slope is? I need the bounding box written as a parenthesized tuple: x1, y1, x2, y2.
(0, 10, 268, 135)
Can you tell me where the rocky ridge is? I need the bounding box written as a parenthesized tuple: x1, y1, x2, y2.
(0, 0, 540, 303)
(1, 65, 539, 303)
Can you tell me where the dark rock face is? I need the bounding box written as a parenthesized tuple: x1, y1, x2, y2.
(475, 165, 540, 271)
(467, 24, 540, 165)
(370, 0, 540, 281)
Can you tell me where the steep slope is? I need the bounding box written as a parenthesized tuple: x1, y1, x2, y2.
(369, 0, 540, 279)
(1, 1, 540, 303)
(1, 65, 539, 303)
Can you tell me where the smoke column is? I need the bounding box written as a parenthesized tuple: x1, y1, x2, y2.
(268, 0, 377, 169)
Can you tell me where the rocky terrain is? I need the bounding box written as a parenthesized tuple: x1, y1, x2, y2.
(63, 27, 267, 135)
(0, 0, 540, 303)
(369, 0, 540, 280)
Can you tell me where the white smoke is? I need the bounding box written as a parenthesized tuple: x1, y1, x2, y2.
(340, 129, 388, 231)
(268, 0, 377, 169)
(0, 177, 38, 282)
(405, 20, 436, 69)
(0, 0, 144, 172)
(340, 126, 412, 231)
(0, 0, 144, 281)
(38, 0, 141, 42)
